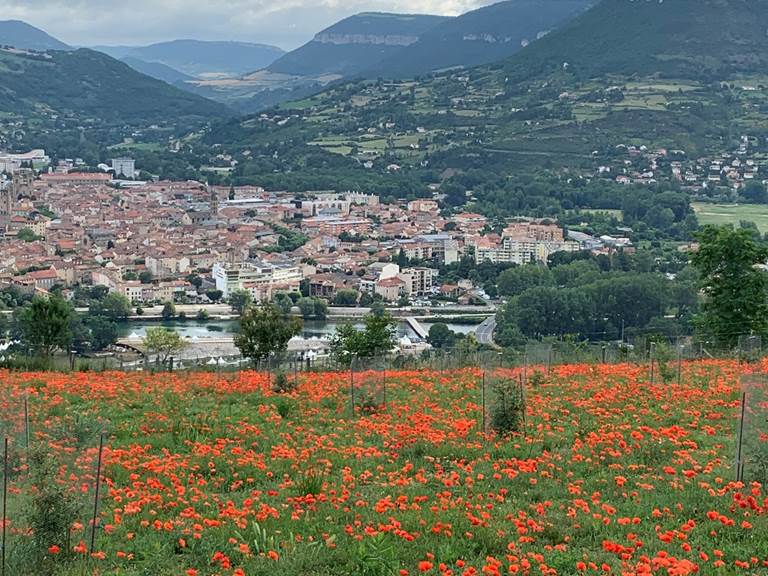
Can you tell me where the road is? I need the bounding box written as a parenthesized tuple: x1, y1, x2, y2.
(75, 303, 236, 318)
(475, 316, 497, 346)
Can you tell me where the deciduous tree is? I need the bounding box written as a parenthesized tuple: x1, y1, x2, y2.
(331, 312, 396, 365)
(143, 327, 187, 364)
(17, 295, 74, 357)
(234, 303, 302, 368)
(691, 225, 768, 348)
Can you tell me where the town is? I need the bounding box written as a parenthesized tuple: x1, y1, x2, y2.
(0, 150, 626, 306)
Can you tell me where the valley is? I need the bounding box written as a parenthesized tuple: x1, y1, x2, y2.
(2, 3, 768, 575)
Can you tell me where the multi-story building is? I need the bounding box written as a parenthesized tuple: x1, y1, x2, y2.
(401, 267, 437, 296)
(308, 273, 358, 299)
(474, 224, 579, 265)
(344, 192, 379, 206)
(503, 221, 564, 242)
(475, 238, 536, 265)
(375, 276, 406, 302)
(40, 173, 112, 186)
(146, 254, 191, 279)
(120, 281, 145, 303)
(407, 199, 439, 213)
(212, 261, 303, 299)
(112, 158, 136, 179)
(396, 234, 459, 265)
(301, 216, 371, 236)
(296, 197, 351, 217)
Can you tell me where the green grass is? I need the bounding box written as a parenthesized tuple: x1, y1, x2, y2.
(278, 98, 318, 111)
(107, 142, 165, 152)
(570, 208, 623, 219)
(692, 202, 768, 233)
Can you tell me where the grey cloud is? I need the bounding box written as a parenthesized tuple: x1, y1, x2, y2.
(0, 0, 492, 49)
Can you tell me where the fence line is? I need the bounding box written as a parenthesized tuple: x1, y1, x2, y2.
(0, 350, 764, 569)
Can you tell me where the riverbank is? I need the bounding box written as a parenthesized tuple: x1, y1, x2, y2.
(107, 303, 496, 322)
(117, 315, 492, 341)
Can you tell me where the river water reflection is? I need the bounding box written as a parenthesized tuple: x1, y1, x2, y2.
(117, 319, 480, 340)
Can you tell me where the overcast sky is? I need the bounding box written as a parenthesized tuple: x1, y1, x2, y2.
(0, 0, 494, 49)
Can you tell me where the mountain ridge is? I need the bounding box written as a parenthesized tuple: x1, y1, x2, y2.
(266, 12, 450, 78)
(121, 56, 196, 85)
(0, 20, 70, 51)
(368, 0, 592, 78)
(0, 47, 225, 153)
(499, 0, 768, 82)
(94, 39, 285, 79)
(203, 0, 768, 195)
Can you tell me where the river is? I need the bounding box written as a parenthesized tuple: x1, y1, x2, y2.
(117, 319, 481, 340)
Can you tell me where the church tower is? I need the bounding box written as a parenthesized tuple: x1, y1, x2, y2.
(0, 181, 10, 231)
(209, 183, 219, 224)
(1, 169, 33, 230)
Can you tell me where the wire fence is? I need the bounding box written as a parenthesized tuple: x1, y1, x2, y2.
(3, 328, 768, 376)
(0, 343, 766, 572)
(736, 373, 768, 485)
(0, 385, 106, 575)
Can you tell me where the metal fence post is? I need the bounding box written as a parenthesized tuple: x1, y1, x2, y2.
(2, 438, 7, 576)
(23, 397, 29, 448)
(89, 434, 105, 556)
(382, 366, 387, 410)
(546, 346, 552, 375)
(481, 371, 486, 435)
(349, 357, 355, 417)
(736, 391, 747, 482)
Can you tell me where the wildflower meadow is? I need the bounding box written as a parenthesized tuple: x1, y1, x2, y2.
(0, 360, 766, 575)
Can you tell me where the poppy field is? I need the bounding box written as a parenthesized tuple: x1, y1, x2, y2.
(0, 360, 766, 576)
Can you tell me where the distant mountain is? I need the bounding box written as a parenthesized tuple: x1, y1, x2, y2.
(96, 40, 285, 78)
(267, 12, 450, 78)
(90, 45, 135, 59)
(501, 0, 768, 82)
(121, 56, 195, 85)
(0, 20, 70, 51)
(371, 0, 592, 78)
(208, 0, 768, 188)
(0, 47, 223, 131)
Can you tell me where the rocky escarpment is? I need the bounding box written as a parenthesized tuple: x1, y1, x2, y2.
(313, 33, 420, 46)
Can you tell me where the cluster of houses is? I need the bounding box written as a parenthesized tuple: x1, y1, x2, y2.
(598, 136, 766, 194)
(1, 150, 640, 308)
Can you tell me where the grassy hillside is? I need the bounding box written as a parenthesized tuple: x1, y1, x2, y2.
(501, 0, 768, 81)
(207, 0, 768, 186)
(0, 20, 70, 51)
(121, 56, 196, 85)
(372, 0, 592, 78)
(0, 48, 222, 122)
(0, 47, 225, 154)
(267, 12, 449, 78)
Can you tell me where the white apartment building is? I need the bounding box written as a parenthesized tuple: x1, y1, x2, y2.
(475, 236, 579, 265)
(112, 157, 136, 179)
(212, 262, 303, 299)
(146, 254, 191, 279)
(401, 267, 437, 296)
(396, 234, 459, 265)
